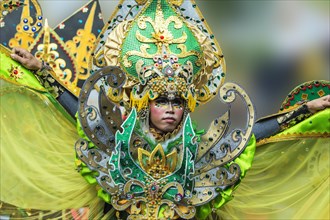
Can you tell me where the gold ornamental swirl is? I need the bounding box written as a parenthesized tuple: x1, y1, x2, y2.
(111, 179, 195, 220)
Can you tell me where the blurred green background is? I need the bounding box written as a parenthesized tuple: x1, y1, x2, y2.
(40, 0, 329, 129)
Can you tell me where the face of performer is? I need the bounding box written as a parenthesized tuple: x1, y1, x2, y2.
(149, 96, 184, 133)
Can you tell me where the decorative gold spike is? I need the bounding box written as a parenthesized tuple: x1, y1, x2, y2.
(65, 1, 98, 83)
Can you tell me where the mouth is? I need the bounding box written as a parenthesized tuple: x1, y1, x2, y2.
(162, 117, 176, 123)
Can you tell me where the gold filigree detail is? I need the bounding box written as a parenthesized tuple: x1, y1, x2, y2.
(138, 144, 177, 179)
(33, 20, 73, 85)
(112, 178, 195, 220)
(123, 45, 154, 67)
(149, 75, 187, 99)
(27, 19, 80, 96)
(8, 0, 42, 49)
(65, 1, 97, 82)
(123, 0, 201, 68)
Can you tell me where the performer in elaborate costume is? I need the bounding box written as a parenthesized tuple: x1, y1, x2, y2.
(1, 0, 329, 219)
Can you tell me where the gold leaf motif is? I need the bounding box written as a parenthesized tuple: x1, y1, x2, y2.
(138, 144, 177, 179)
(65, 1, 97, 81)
(123, 45, 153, 68)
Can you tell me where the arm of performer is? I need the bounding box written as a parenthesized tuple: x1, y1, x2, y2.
(253, 95, 330, 141)
(10, 47, 78, 118)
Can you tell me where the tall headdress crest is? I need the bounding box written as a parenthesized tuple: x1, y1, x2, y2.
(94, 0, 225, 112)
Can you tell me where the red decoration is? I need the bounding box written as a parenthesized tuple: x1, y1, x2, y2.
(8, 65, 24, 80)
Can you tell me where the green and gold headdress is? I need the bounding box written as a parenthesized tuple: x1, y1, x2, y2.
(99, 0, 225, 112)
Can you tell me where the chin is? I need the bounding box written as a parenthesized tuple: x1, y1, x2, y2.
(162, 126, 177, 133)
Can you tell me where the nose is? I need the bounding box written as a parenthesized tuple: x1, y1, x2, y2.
(165, 102, 174, 113)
